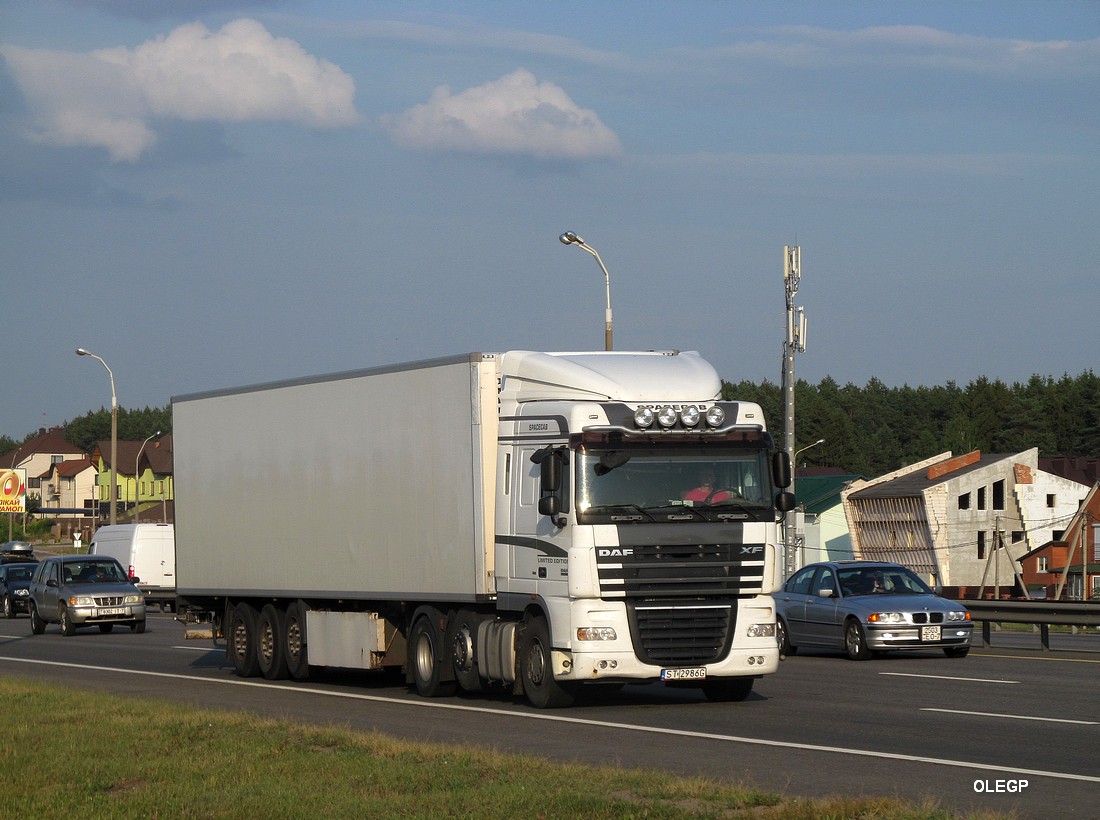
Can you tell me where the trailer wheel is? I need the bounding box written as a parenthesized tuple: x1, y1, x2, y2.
(451, 609, 483, 693)
(410, 615, 456, 698)
(519, 615, 576, 709)
(227, 602, 261, 678)
(284, 601, 310, 680)
(257, 604, 289, 680)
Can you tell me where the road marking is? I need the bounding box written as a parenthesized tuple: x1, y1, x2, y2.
(921, 708, 1098, 725)
(2, 654, 1099, 785)
(880, 672, 1019, 684)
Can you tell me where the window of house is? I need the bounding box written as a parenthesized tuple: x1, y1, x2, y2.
(1012, 531, 1023, 543)
(993, 480, 1005, 510)
(977, 531, 986, 560)
(1093, 525, 1100, 561)
(1053, 530, 1065, 541)
(977, 486, 986, 510)
(1046, 494, 1056, 508)
(1038, 556, 1048, 573)
(958, 492, 971, 510)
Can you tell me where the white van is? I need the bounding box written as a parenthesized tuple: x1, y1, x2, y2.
(89, 523, 175, 609)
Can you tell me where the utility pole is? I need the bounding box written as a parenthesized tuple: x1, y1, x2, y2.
(781, 245, 807, 579)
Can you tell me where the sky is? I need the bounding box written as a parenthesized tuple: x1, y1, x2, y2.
(2, 1, 1098, 441)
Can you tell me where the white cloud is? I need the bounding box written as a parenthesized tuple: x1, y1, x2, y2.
(380, 69, 622, 160)
(1, 18, 358, 162)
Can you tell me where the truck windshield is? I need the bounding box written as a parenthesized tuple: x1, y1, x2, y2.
(576, 444, 773, 523)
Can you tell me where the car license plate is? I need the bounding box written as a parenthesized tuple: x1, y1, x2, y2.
(98, 607, 125, 616)
(921, 625, 941, 642)
(661, 667, 706, 681)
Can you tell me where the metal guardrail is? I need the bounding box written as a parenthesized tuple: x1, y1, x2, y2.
(951, 599, 1100, 651)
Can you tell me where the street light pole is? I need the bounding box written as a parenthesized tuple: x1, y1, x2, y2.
(134, 430, 160, 524)
(76, 348, 118, 526)
(559, 231, 613, 351)
(793, 438, 825, 466)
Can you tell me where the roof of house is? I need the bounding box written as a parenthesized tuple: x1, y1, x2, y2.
(795, 474, 861, 515)
(1, 427, 84, 467)
(848, 451, 1017, 500)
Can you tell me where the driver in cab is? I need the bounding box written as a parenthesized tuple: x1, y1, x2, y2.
(682, 469, 731, 504)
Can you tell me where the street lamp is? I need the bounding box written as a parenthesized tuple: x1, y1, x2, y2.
(76, 348, 118, 526)
(134, 430, 160, 524)
(793, 438, 825, 465)
(559, 231, 613, 351)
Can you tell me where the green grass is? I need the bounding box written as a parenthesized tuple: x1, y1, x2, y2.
(0, 677, 1006, 819)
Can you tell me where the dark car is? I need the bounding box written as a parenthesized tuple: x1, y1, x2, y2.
(0, 563, 36, 617)
(775, 560, 973, 660)
(27, 555, 146, 636)
(0, 540, 37, 564)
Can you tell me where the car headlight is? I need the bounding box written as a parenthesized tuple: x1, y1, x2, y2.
(947, 610, 971, 621)
(124, 594, 143, 605)
(69, 596, 95, 606)
(867, 612, 904, 624)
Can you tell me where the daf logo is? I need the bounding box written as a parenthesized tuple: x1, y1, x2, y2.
(597, 548, 633, 558)
(739, 545, 765, 555)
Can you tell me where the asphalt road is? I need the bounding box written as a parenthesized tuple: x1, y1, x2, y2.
(1, 612, 1097, 817)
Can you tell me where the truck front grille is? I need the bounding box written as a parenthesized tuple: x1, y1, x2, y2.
(596, 541, 766, 599)
(628, 602, 734, 665)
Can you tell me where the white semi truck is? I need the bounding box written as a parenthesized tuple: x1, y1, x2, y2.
(173, 350, 795, 708)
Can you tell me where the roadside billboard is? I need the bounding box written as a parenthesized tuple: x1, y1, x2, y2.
(0, 468, 27, 514)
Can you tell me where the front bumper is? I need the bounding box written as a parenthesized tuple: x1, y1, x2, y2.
(865, 622, 973, 651)
(69, 603, 146, 625)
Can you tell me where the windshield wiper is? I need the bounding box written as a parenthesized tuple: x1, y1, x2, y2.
(585, 504, 656, 522)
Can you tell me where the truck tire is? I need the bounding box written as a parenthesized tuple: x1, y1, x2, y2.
(59, 606, 76, 637)
(30, 602, 46, 635)
(257, 604, 289, 680)
(702, 677, 754, 702)
(451, 609, 483, 693)
(227, 602, 261, 678)
(519, 615, 576, 709)
(410, 615, 456, 698)
(284, 601, 310, 680)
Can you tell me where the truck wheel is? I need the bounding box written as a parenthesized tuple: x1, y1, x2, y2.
(257, 604, 289, 680)
(520, 615, 576, 709)
(59, 606, 76, 637)
(284, 601, 310, 680)
(702, 677, 754, 702)
(30, 602, 46, 635)
(410, 615, 456, 698)
(451, 609, 483, 693)
(227, 602, 261, 678)
(845, 619, 872, 661)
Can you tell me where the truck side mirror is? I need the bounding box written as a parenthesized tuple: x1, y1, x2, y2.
(772, 451, 792, 489)
(775, 491, 796, 513)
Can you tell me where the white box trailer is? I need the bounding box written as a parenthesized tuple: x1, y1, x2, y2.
(174, 351, 794, 708)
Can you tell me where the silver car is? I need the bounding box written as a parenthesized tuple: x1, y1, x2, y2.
(28, 555, 146, 636)
(775, 561, 972, 660)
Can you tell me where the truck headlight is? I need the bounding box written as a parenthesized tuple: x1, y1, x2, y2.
(746, 623, 775, 638)
(576, 627, 617, 641)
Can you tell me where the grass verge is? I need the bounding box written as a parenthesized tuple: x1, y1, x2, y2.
(1, 677, 997, 819)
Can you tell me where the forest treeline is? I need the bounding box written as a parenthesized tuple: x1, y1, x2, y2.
(721, 371, 1100, 477)
(3, 371, 1099, 479)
